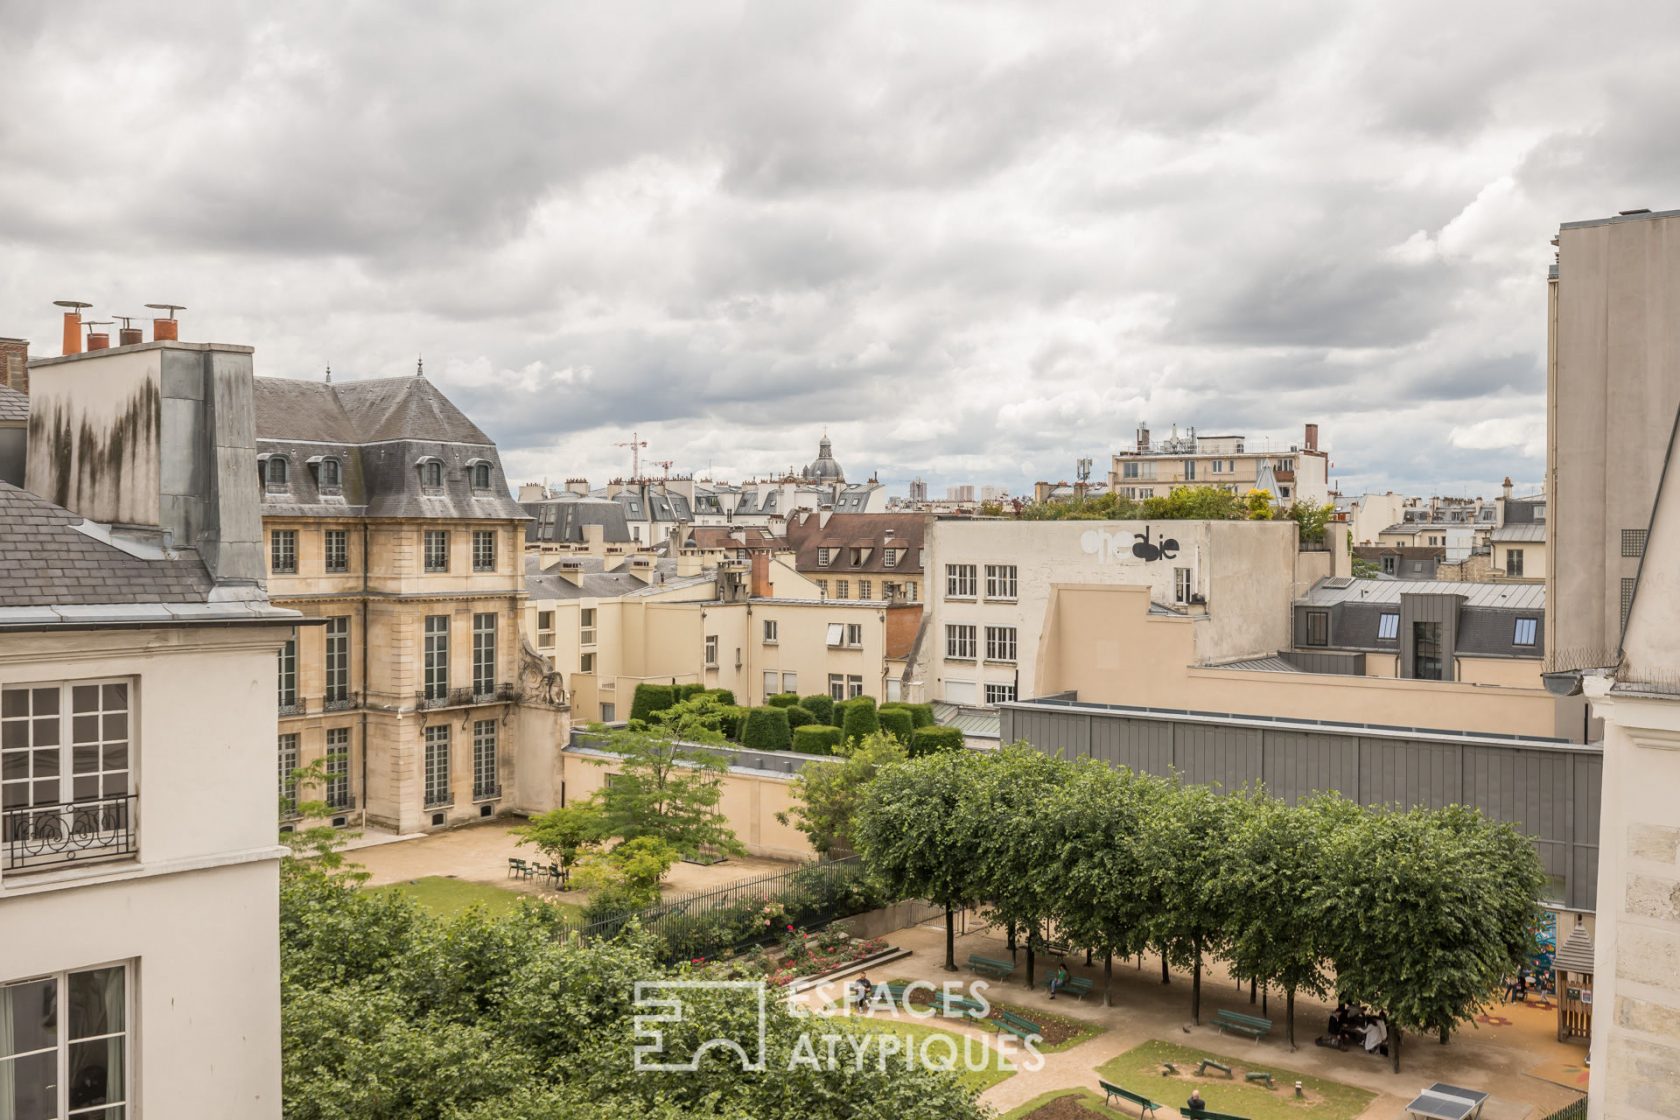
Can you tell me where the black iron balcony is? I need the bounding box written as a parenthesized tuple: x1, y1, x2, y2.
(278, 696, 308, 717)
(418, 685, 517, 710)
(3, 794, 138, 872)
(472, 783, 503, 802)
(322, 691, 360, 713)
(424, 792, 454, 810)
(326, 791, 357, 813)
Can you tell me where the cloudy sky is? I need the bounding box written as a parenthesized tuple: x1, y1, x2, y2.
(3, 1, 1677, 500)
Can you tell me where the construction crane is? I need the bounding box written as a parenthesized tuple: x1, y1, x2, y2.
(615, 431, 649, 479)
(651, 459, 675, 479)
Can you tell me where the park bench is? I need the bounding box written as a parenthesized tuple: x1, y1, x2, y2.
(1048, 975, 1094, 1000)
(1182, 1109, 1250, 1120)
(1243, 1071, 1274, 1089)
(1099, 1078, 1161, 1118)
(507, 857, 537, 879)
(1213, 1008, 1274, 1041)
(968, 953, 1016, 981)
(996, 1009, 1041, 1041)
(1196, 1058, 1232, 1078)
(933, 992, 986, 1019)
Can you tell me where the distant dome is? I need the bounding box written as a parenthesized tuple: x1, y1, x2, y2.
(801, 433, 845, 483)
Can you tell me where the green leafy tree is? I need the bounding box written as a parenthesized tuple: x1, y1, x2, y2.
(575, 836, 680, 918)
(594, 728, 746, 859)
(1140, 485, 1244, 521)
(1243, 488, 1276, 519)
(1289, 500, 1337, 544)
(647, 691, 736, 744)
(515, 803, 606, 870)
(967, 743, 1072, 989)
(1139, 781, 1240, 1023)
(854, 747, 987, 971)
(1351, 555, 1382, 578)
(778, 731, 908, 856)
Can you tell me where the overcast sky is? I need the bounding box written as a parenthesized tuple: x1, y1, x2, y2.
(4, 1, 1677, 500)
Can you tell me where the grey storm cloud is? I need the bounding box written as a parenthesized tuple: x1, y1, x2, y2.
(4, 0, 1680, 498)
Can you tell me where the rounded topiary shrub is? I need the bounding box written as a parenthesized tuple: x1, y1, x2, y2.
(630, 683, 676, 723)
(910, 725, 965, 756)
(840, 698, 880, 743)
(673, 682, 705, 702)
(785, 705, 816, 730)
(704, 688, 737, 706)
(766, 693, 801, 708)
(878, 707, 914, 744)
(719, 705, 749, 742)
(800, 694, 835, 725)
(903, 703, 936, 728)
(793, 724, 844, 756)
(741, 706, 793, 751)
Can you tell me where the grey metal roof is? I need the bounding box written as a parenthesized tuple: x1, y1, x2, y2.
(523, 496, 634, 544)
(0, 385, 27, 423)
(525, 555, 707, 601)
(0, 480, 216, 607)
(1300, 578, 1545, 611)
(932, 701, 1001, 740)
(1491, 523, 1547, 542)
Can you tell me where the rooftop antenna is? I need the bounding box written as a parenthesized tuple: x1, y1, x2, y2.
(416, 354, 424, 377)
(615, 431, 649, 479)
(324, 363, 333, 384)
(1076, 457, 1092, 483)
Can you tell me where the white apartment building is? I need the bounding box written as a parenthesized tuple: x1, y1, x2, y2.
(918, 518, 1298, 707)
(1, 330, 291, 1118)
(1108, 423, 1331, 507)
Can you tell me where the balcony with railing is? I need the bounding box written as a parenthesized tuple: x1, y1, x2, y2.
(416, 683, 518, 710)
(322, 690, 361, 713)
(2, 794, 138, 873)
(472, 782, 503, 803)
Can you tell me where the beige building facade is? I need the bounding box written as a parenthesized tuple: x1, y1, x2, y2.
(1108, 423, 1331, 506)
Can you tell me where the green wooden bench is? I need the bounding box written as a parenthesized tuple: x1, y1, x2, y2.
(933, 992, 985, 1019)
(996, 1009, 1041, 1041)
(1244, 1071, 1274, 1089)
(1161, 1061, 1180, 1076)
(882, 981, 911, 1003)
(1048, 975, 1094, 1000)
(1196, 1058, 1232, 1078)
(967, 953, 1016, 980)
(1099, 1078, 1161, 1118)
(1182, 1109, 1250, 1120)
(1213, 1008, 1274, 1040)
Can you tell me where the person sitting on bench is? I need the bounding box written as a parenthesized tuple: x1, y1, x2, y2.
(1187, 1089, 1207, 1111)
(1048, 965, 1069, 999)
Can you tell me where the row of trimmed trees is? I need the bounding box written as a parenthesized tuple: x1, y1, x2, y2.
(853, 744, 1546, 1071)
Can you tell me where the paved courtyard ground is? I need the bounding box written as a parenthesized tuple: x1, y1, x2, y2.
(799, 914, 1587, 1120)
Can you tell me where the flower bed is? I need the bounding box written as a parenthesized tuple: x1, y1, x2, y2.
(759, 925, 888, 986)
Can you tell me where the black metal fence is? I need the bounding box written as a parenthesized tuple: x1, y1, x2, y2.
(554, 855, 885, 963)
(2, 793, 138, 872)
(1540, 1099, 1586, 1120)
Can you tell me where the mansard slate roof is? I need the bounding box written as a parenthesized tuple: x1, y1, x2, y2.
(0, 480, 214, 607)
(0, 385, 28, 423)
(523, 495, 634, 544)
(785, 512, 925, 575)
(253, 375, 524, 521)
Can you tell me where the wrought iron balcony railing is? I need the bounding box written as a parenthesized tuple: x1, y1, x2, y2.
(322, 691, 360, 713)
(472, 783, 503, 802)
(3, 794, 138, 873)
(417, 684, 518, 710)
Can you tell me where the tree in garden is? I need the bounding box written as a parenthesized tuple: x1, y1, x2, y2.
(574, 836, 681, 919)
(1213, 792, 1357, 1047)
(854, 747, 987, 971)
(1288, 500, 1337, 544)
(1139, 781, 1239, 1023)
(1243, 488, 1276, 519)
(647, 692, 736, 744)
(779, 731, 907, 857)
(1045, 760, 1159, 1006)
(593, 728, 745, 859)
(1314, 803, 1546, 1073)
(516, 803, 606, 871)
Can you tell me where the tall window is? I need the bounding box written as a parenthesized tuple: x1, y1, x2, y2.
(1514, 617, 1538, 646)
(325, 617, 350, 704)
(1174, 567, 1192, 604)
(325, 727, 350, 810)
(421, 460, 444, 489)
(424, 530, 449, 573)
(278, 637, 298, 710)
(985, 682, 1017, 705)
(946, 623, 977, 659)
(424, 616, 449, 700)
(1507, 548, 1525, 578)
(985, 564, 1017, 600)
(859, 579, 872, 599)
(1304, 611, 1329, 647)
(884, 549, 898, 568)
(472, 529, 496, 572)
(537, 610, 555, 648)
(324, 529, 349, 573)
(471, 462, 492, 490)
(270, 529, 297, 574)
(2, 680, 133, 834)
(836, 580, 849, 599)
(816, 580, 828, 597)
(266, 455, 289, 487)
(319, 457, 342, 489)
(581, 652, 596, 673)
(581, 608, 597, 646)
(1183, 459, 1196, 480)
(985, 625, 1017, 663)
(828, 673, 846, 701)
(1413, 621, 1443, 680)
(705, 635, 719, 666)
(846, 675, 864, 699)
(946, 564, 977, 598)
(1622, 577, 1638, 632)
(278, 733, 299, 817)
(845, 623, 863, 647)
(817, 547, 832, 566)
(0, 964, 129, 1120)
(473, 719, 499, 799)
(424, 725, 451, 807)
(1378, 612, 1399, 640)
(472, 612, 497, 696)
(782, 671, 798, 693)
(762, 618, 778, 643)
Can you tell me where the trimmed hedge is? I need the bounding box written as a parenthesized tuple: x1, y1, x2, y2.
(793, 724, 844, 755)
(673, 682, 706, 702)
(785, 705, 816, 730)
(704, 688, 736, 706)
(740, 706, 793, 751)
(840, 698, 880, 743)
(718, 705, 748, 742)
(800, 694, 835, 725)
(903, 703, 935, 728)
(630, 683, 676, 723)
(878, 707, 914, 744)
(766, 693, 801, 708)
(910, 725, 965, 756)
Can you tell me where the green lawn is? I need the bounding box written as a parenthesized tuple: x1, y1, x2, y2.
(999, 1087, 1137, 1120)
(369, 876, 583, 921)
(857, 1016, 1016, 1094)
(1097, 1040, 1375, 1120)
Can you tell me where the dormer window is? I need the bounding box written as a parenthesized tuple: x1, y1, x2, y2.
(320, 457, 341, 489)
(416, 457, 444, 490)
(472, 462, 491, 490)
(265, 455, 289, 489)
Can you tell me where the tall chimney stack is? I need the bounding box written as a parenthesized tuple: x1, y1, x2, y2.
(84, 321, 113, 351)
(1304, 423, 1319, 452)
(0, 338, 27, 394)
(115, 315, 144, 347)
(54, 299, 92, 356)
(146, 302, 185, 342)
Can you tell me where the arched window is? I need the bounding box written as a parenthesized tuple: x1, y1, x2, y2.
(320, 457, 341, 488)
(267, 456, 289, 487)
(471, 462, 491, 490)
(422, 461, 443, 488)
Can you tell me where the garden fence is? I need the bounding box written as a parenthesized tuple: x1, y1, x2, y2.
(1539, 1099, 1586, 1120)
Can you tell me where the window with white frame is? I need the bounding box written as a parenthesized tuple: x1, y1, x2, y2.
(270, 529, 297, 574)
(944, 679, 977, 704)
(845, 623, 863, 647)
(324, 528, 349, 573)
(1514, 617, 1538, 646)
(762, 619, 778, 643)
(1174, 567, 1192, 604)
(846, 675, 864, 698)
(537, 610, 555, 648)
(946, 564, 977, 598)
(0, 964, 130, 1119)
(2, 680, 134, 854)
(985, 625, 1017, 662)
(424, 725, 451, 807)
(473, 719, 499, 799)
(278, 732, 299, 818)
(985, 564, 1017, 600)
(828, 673, 846, 700)
(826, 623, 845, 647)
(278, 637, 298, 710)
(764, 671, 780, 698)
(580, 607, 597, 646)
(704, 635, 719, 666)
(858, 579, 872, 599)
(424, 530, 449, 572)
(581, 651, 596, 673)
(946, 623, 977, 659)
(782, 671, 797, 693)
(985, 682, 1017, 705)
(816, 579, 828, 597)
(424, 615, 449, 700)
(325, 616, 350, 703)
(884, 549, 899, 567)
(472, 529, 496, 572)
(326, 727, 350, 809)
(1377, 612, 1399, 641)
(1507, 548, 1525, 578)
(836, 579, 849, 598)
(472, 612, 497, 697)
(817, 547, 832, 566)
